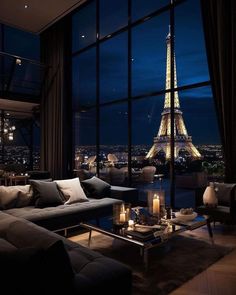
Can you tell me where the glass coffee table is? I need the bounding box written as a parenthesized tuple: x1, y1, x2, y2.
(80, 209, 213, 270)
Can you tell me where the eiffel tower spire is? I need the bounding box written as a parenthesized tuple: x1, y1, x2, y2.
(146, 26, 201, 160)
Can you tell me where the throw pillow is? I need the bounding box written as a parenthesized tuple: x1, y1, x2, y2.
(30, 180, 64, 208)
(214, 182, 236, 206)
(55, 177, 88, 204)
(82, 176, 111, 198)
(15, 185, 34, 208)
(0, 186, 20, 209)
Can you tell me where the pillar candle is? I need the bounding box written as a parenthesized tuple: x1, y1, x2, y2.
(120, 212, 126, 223)
(153, 194, 160, 215)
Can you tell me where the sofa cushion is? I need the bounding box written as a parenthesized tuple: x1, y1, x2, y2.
(55, 177, 88, 204)
(0, 241, 74, 295)
(30, 180, 64, 208)
(6, 220, 74, 279)
(0, 246, 44, 295)
(0, 185, 33, 209)
(4, 198, 123, 231)
(82, 176, 111, 198)
(0, 238, 17, 252)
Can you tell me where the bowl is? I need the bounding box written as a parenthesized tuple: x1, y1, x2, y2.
(175, 211, 197, 221)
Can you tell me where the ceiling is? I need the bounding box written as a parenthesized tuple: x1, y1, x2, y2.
(0, 0, 86, 34)
(0, 98, 39, 118)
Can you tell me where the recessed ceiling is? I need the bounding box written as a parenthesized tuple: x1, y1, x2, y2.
(0, 0, 86, 34)
(0, 98, 39, 118)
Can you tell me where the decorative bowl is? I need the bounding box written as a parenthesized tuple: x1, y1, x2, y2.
(175, 211, 197, 221)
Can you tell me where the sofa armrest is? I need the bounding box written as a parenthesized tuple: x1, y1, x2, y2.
(110, 186, 139, 205)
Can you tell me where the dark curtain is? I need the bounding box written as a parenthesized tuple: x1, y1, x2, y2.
(40, 17, 72, 180)
(201, 0, 236, 182)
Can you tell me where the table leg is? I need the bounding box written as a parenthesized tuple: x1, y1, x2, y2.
(88, 230, 92, 247)
(140, 247, 143, 257)
(207, 219, 214, 245)
(143, 249, 149, 271)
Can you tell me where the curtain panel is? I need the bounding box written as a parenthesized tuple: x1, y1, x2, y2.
(201, 0, 236, 182)
(40, 18, 72, 180)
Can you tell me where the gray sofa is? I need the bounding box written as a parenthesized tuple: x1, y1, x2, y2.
(2, 185, 138, 231)
(0, 211, 132, 295)
(0, 180, 137, 294)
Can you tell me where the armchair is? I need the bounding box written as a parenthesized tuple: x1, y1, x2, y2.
(195, 182, 236, 225)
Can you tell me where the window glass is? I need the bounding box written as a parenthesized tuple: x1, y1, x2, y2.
(175, 86, 223, 208)
(72, 1, 96, 52)
(100, 0, 128, 38)
(99, 103, 128, 185)
(175, 0, 210, 87)
(132, 13, 169, 97)
(100, 33, 128, 103)
(72, 48, 96, 109)
(131, 95, 170, 205)
(73, 109, 97, 172)
(4, 26, 40, 60)
(132, 0, 170, 22)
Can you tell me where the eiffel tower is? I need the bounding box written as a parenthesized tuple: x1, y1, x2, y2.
(146, 27, 201, 160)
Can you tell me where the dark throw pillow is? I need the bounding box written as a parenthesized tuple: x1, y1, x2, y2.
(30, 180, 64, 208)
(82, 176, 111, 198)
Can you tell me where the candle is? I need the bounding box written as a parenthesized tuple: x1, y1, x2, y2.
(128, 219, 134, 230)
(120, 212, 126, 223)
(153, 194, 160, 215)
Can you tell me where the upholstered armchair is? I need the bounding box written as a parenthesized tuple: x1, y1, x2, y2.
(136, 166, 156, 183)
(195, 182, 236, 225)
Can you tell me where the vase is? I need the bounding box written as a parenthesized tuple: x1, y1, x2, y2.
(203, 182, 218, 207)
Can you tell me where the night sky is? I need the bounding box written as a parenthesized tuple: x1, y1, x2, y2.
(1, 0, 220, 147)
(73, 0, 220, 146)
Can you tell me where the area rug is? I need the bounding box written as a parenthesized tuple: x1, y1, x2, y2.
(72, 232, 233, 295)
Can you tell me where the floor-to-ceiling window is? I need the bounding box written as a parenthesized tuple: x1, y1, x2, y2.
(72, 0, 223, 208)
(0, 24, 42, 171)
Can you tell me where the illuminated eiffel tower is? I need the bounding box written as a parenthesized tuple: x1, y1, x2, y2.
(146, 27, 201, 160)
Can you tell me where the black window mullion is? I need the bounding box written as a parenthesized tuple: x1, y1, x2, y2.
(127, 0, 132, 186)
(96, 0, 100, 177)
(170, 0, 175, 209)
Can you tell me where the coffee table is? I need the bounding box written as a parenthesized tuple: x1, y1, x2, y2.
(80, 210, 213, 270)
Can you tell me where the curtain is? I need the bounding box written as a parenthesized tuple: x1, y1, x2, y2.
(40, 18, 72, 180)
(201, 0, 236, 182)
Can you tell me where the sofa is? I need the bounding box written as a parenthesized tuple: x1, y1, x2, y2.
(0, 176, 136, 294)
(0, 176, 138, 232)
(0, 212, 132, 295)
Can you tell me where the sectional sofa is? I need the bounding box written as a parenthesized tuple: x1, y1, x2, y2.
(0, 177, 137, 294)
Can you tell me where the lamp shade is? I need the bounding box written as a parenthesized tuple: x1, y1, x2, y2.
(203, 182, 218, 208)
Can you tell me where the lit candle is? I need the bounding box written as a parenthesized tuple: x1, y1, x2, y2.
(120, 212, 126, 223)
(128, 219, 134, 230)
(153, 194, 160, 215)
